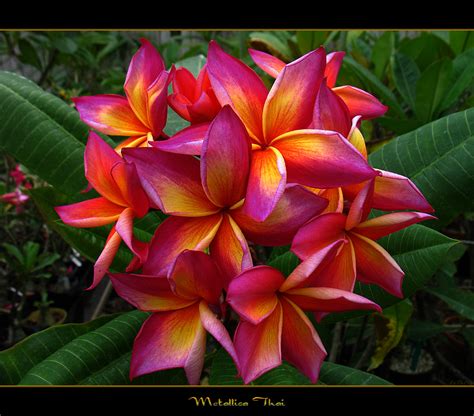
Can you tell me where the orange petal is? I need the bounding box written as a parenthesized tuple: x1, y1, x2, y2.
(130, 304, 206, 385)
(142, 214, 223, 277)
(242, 146, 286, 222)
(350, 232, 405, 298)
(272, 129, 376, 189)
(207, 41, 267, 143)
(72, 95, 148, 136)
(55, 197, 123, 228)
(332, 85, 388, 120)
(123, 147, 219, 216)
(210, 214, 252, 288)
(263, 48, 326, 142)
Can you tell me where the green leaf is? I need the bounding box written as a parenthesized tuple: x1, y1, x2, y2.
(18, 39, 42, 70)
(296, 31, 328, 54)
(427, 287, 474, 321)
(391, 53, 420, 111)
(174, 54, 206, 77)
(209, 348, 391, 385)
(268, 250, 299, 276)
(318, 362, 391, 385)
(16, 311, 149, 385)
(369, 300, 413, 370)
(415, 58, 453, 123)
(449, 31, 474, 55)
(248, 32, 292, 61)
(0, 314, 117, 384)
(407, 319, 446, 342)
(440, 49, 474, 111)
(372, 32, 395, 79)
(342, 56, 405, 118)
(0, 71, 90, 195)
(369, 108, 474, 227)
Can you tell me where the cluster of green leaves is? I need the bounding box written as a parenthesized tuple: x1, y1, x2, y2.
(0, 32, 473, 385)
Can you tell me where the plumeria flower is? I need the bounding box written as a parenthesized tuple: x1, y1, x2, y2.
(249, 48, 388, 125)
(9, 164, 27, 187)
(227, 258, 381, 384)
(124, 106, 328, 286)
(0, 189, 29, 212)
(73, 39, 172, 152)
(55, 132, 150, 288)
(109, 250, 238, 385)
(291, 180, 436, 297)
(168, 64, 221, 124)
(156, 41, 377, 222)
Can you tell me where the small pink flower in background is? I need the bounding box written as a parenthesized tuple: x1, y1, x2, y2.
(10, 164, 26, 186)
(110, 250, 238, 384)
(55, 132, 150, 289)
(72, 39, 173, 152)
(168, 64, 221, 124)
(0, 189, 29, 212)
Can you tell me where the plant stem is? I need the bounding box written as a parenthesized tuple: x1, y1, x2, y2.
(328, 322, 343, 362)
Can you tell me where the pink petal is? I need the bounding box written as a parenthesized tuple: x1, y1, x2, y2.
(141, 214, 223, 277)
(227, 265, 284, 325)
(234, 303, 283, 384)
(55, 197, 123, 228)
(325, 51, 345, 88)
(199, 300, 239, 369)
(130, 304, 206, 385)
(332, 86, 388, 120)
(146, 69, 171, 136)
(207, 41, 268, 143)
(345, 179, 375, 230)
(312, 78, 351, 137)
(72, 95, 148, 136)
(350, 232, 405, 298)
(272, 129, 376, 189)
(114, 207, 148, 264)
(242, 146, 286, 222)
(284, 286, 382, 315)
(232, 184, 328, 246)
(201, 105, 251, 207)
(353, 212, 436, 241)
(187, 90, 222, 123)
(109, 272, 195, 311)
(89, 226, 122, 290)
(123, 147, 219, 216)
(248, 48, 285, 78)
(168, 250, 224, 306)
(172, 66, 197, 100)
(280, 297, 326, 383)
(209, 214, 252, 289)
(263, 48, 326, 142)
(153, 123, 210, 156)
(372, 170, 434, 212)
(291, 212, 347, 260)
(280, 240, 345, 292)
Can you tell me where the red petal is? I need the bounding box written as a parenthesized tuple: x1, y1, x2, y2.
(333, 85, 388, 120)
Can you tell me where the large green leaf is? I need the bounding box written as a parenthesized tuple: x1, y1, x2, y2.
(269, 225, 461, 323)
(209, 349, 390, 385)
(415, 58, 452, 123)
(427, 287, 474, 321)
(0, 314, 117, 384)
(371, 32, 395, 80)
(440, 49, 474, 111)
(449, 31, 474, 55)
(0, 71, 90, 195)
(342, 56, 405, 118)
(391, 52, 420, 111)
(369, 108, 474, 228)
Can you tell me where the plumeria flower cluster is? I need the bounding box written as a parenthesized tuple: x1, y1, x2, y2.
(1, 164, 32, 213)
(55, 39, 435, 384)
